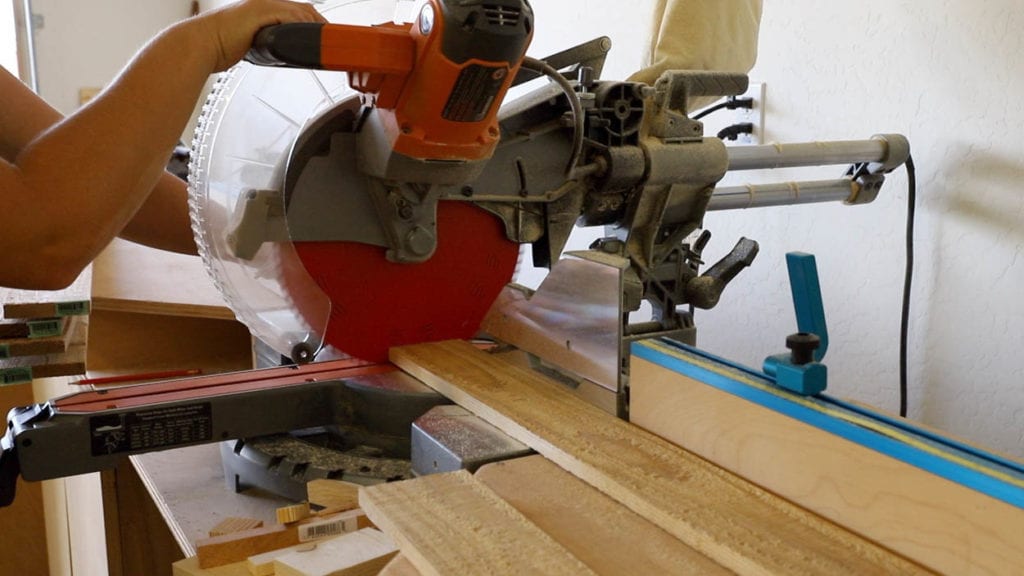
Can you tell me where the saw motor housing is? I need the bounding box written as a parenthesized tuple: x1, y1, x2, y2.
(249, 0, 535, 184)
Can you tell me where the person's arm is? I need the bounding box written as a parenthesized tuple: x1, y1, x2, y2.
(118, 172, 197, 255)
(0, 0, 323, 290)
(0, 72, 199, 257)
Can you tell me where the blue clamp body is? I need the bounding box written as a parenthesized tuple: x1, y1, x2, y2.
(763, 252, 829, 396)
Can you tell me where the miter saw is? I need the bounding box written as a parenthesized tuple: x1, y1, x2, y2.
(0, 0, 910, 504)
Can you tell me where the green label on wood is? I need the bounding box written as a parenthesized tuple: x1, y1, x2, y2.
(56, 301, 90, 316)
(1, 367, 32, 386)
(0, 344, 8, 359)
(27, 319, 61, 339)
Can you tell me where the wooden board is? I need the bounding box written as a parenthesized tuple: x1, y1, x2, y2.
(0, 267, 91, 320)
(476, 455, 729, 575)
(360, 469, 596, 576)
(272, 528, 397, 576)
(172, 557, 251, 576)
(390, 340, 930, 576)
(630, 353, 1024, 576)
(378, 555, 422, 576)
(91, 238, 234, 319)
(196, 524, 301, 569)
(0, 316, 87, 381)
(306, 479, 361, 512)
(0, 318, 73, 358)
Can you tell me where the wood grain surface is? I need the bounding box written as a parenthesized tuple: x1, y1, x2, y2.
(360, 470, 596, 576)
(390, 340, 931, 576)
(631, 353, 1024, 576)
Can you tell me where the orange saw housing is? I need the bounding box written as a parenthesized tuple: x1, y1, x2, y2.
(278, 0, 535, 163)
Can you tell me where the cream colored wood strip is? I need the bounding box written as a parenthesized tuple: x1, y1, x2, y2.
(359, 469, 595, 576)
(476, 455, 730, 575)
(390, 340, 931, 576)
(631, 353, 1024, 576)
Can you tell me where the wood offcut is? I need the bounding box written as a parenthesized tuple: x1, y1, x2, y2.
(360, 469, 595, 576)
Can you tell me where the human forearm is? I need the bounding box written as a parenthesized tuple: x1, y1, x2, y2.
(119, 171, 198, 255)
(0, 1, 323, 289)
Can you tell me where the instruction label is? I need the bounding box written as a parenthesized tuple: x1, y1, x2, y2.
(89, 403, 213, 456)
(27, 319, 62, 339)
(56, 301, 90, 317)
(1, 367, 32, 386)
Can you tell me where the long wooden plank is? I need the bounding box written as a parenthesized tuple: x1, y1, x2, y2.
(360, 469, 596, 576)
(390, 340, 930, 576)
(0, 316, 88, 381)
(631, 353, 1024, 575)
(0, 267, 91, 320)
(476, 455, 729, 575)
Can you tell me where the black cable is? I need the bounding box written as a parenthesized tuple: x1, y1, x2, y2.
(693, 100, 732, 120)
(717, 122, 753, 141)
(899, 155, 916, 418)
(520, 56, 585, 178)
(693, 96, 754, 120)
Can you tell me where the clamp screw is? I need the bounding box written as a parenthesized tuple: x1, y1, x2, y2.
(786, 332, 820, 365)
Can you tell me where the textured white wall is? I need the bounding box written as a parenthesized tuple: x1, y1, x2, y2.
(695, 0, 1024, 458)
(31, 0, 190, 113)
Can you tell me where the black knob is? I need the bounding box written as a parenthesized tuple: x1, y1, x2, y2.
(786, 332, 820, 365)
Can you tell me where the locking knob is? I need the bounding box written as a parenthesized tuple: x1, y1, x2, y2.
(786, 332, 820, 365)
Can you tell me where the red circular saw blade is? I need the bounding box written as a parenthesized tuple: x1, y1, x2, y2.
(293, 201, 519, 363)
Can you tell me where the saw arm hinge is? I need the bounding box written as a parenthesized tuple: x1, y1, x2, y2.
(763, 252, 830, 396)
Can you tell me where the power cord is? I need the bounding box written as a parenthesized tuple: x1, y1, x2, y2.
(899, 156, 917, 418)
(693, 96, 754, 120)
(717, 122, 754, 141)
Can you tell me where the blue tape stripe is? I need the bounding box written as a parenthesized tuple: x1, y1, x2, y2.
(632, 340, 1024, 510)
(656, 339, 1024, 475)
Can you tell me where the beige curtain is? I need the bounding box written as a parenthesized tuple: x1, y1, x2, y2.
(629, 0, 763, 107)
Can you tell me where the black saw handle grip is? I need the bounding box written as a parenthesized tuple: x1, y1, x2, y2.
(246, 23, 325, 68)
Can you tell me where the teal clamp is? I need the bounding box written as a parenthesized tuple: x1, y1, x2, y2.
(763, 252, 829, 396)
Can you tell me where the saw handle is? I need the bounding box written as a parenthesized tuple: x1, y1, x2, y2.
(247, 22, 324, 68)
(246, 22, 415, 76)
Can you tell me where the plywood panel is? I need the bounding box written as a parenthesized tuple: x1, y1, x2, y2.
(630, 353, 1024, 575)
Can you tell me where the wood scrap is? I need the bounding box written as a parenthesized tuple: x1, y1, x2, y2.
(0, 317, 72, 358)
(0, 267, 91, 321)
(390, 340, 931, 576)
(172, 556, 252, 576)
(197, 524, 301, 569)
(276, 502, 312, 525)
(377, 555, 422, 576)
(208, 517, 264, 538)
(476, 455, 729, 575)
(247, 542, 321, 576)
(272, 528, 397, 576)
(306, 479, 360, 512)
(0, 316, 87, 380)
(3, 299, 90, 320)
(360, 469, 595, 576)
(630, 350, 1024, 576)
(197, 508, 373, 569)
(0, 316, 67, 340)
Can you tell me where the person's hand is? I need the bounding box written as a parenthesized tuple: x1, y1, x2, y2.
(193, 0, 326, 72)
